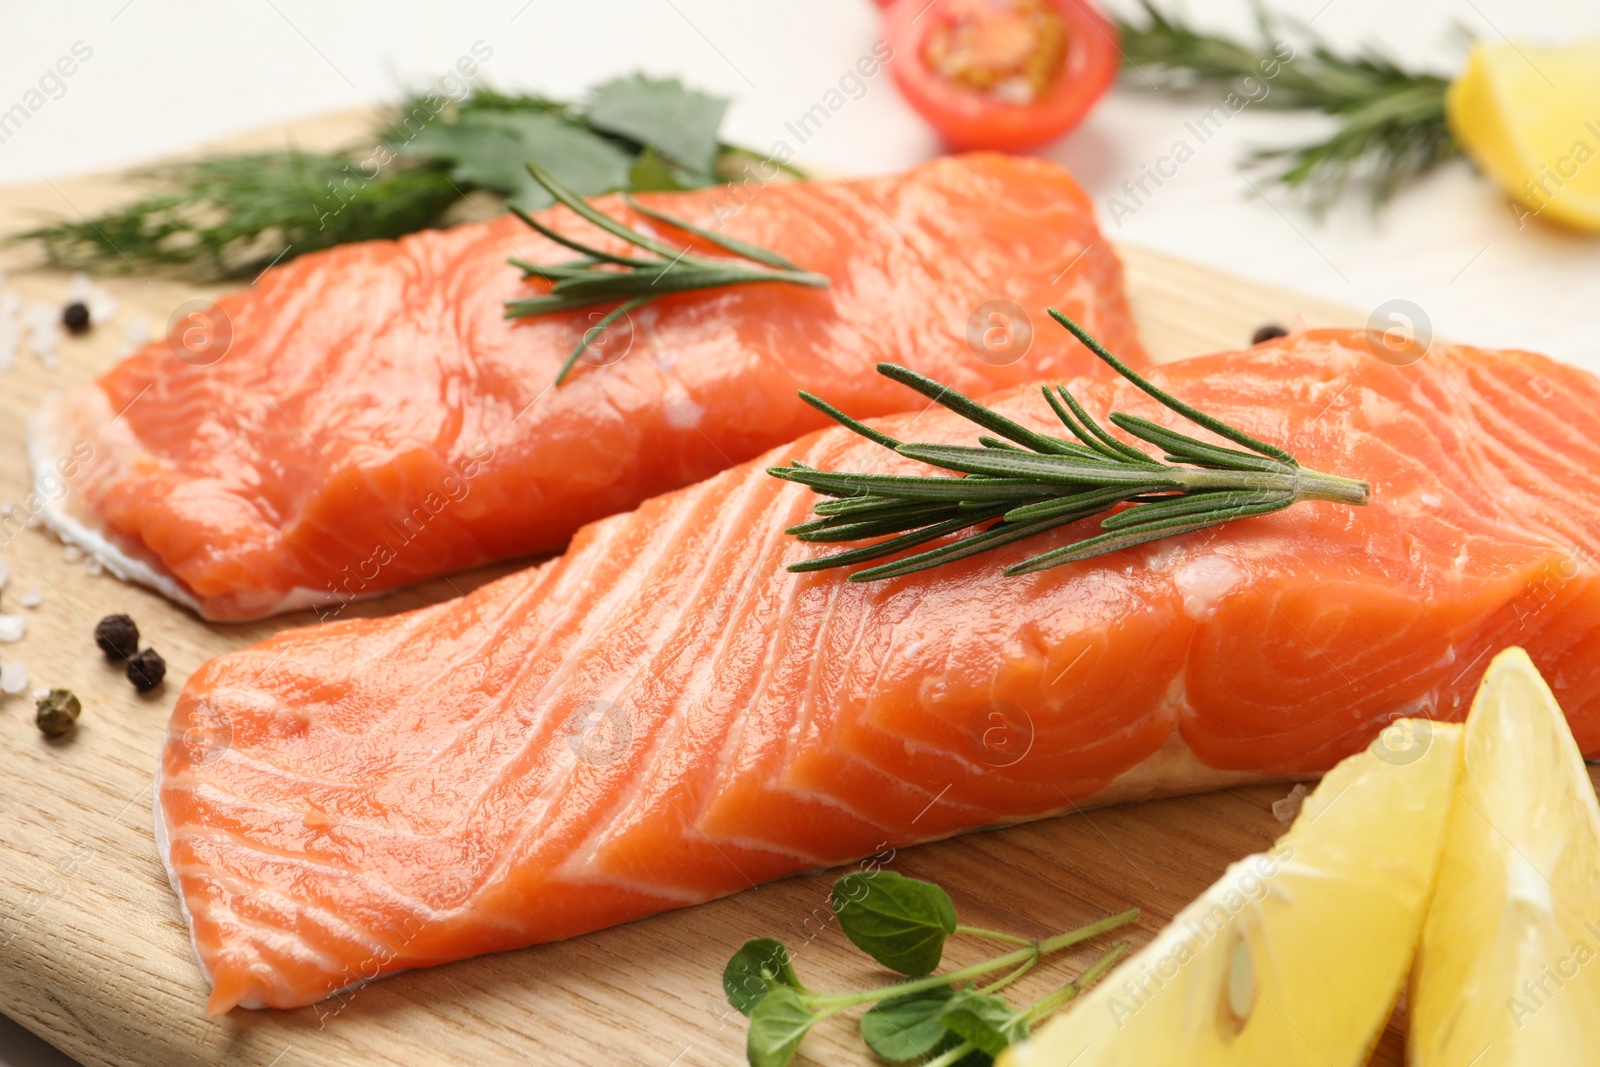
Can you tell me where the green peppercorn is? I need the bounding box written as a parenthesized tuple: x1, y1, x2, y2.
(36, 689, 81, 738)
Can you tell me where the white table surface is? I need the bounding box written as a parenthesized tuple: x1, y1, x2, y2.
(2, 1, 1598, 1062)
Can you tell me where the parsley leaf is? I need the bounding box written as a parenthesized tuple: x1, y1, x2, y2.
(405, 111, 632, 209)
(588, 74, 729, 180)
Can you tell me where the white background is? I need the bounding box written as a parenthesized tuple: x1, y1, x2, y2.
(1, 1, 1598, 1062)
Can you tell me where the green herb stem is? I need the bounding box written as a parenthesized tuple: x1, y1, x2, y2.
(955, 925, 1036, 948)
(1023, 981, 1085, 1026)
(921, 1040, 980, 1067)
(977, 957, 1036, 995)
(1021, 939, 1131, 1026)
(805, 947, 1037, 1010)
(805, 907, 1139, 1011)
(1035, 908, 1142, 956)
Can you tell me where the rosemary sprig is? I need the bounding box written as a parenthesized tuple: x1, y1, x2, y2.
(1115, 0, 1459, 208)
(769, 309, 1368, 581)
(504, 163, 829, 384)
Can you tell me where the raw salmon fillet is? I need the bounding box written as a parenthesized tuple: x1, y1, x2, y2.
(31, 154, 1144, 621)
(157, 330, 1600, 1013)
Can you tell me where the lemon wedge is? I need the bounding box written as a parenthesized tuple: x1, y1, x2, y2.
(1409, 648, 1600, 1062)
(1003, 719, 1461, 1067)
(1446, 38, 1600, 231)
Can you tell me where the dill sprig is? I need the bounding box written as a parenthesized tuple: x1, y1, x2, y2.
(769, 309, 1368, 581)
(505, 163, 829, 384)
(14, 153, 460, 281)
(1115, 0, 1459, 208)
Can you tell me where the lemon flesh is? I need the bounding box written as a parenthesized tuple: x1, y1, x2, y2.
(1410, 648, 1600, 1063)
(1003, 719, 1461, 1067)
(1446, 38, 1600, 231)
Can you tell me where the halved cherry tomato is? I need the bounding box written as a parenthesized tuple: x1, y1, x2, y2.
(883, 0, 1120, 151)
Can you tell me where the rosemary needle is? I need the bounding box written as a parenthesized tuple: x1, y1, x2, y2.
(1114, 0, 1458, 209)
(769, 309, 1369, 581)
(504, 163, 829, 384)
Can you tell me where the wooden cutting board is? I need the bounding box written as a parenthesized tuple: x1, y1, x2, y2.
(0, 111, 1410, 1067)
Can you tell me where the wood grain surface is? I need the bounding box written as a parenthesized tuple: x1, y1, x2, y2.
(0, 111, 1424, 1067)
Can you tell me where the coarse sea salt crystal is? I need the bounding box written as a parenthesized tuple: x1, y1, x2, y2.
(19, 588, 41, 609)
(1173, 555, 1245, 620)
(62, 545, 83, 563)
(0, 614, 25, 642)
(83, 557, 104, 576)
(0, 660, 28, 695)
(124, 316, 151, 346)
(70, 272, 118, 325)
(1272, 783, 1309, 822)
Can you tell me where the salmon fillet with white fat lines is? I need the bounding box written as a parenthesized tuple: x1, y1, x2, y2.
(157, 330, 1600, 1014)
(31, 153, 1144, 621)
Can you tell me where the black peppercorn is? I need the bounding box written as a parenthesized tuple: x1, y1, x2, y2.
(62, 301, 91, 335)
(1251, 323, 1289, 345)
(95, 614, 140, 660)
(127, 648, 166, 692)
(36, 689, 81, 738)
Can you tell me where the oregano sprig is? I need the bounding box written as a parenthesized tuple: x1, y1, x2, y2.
(723, 870, 1136, 1067)
(769, 309, 1368, 581)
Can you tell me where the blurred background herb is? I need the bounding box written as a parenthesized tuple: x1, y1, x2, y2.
(1114, 0, 1459, 210)
(13, 75, 796, 281)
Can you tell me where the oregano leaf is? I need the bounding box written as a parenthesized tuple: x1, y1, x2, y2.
(723, 937, 802, 1015)
(745, 987, 816, 1067)
(860, 985, 956, 1061)
(830, 871, 958, 975)
(938, 989, 1029, 1058)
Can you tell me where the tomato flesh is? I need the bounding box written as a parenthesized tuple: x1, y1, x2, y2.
(885, 0, 1119, 151)
(922, 0, 1067, 104)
